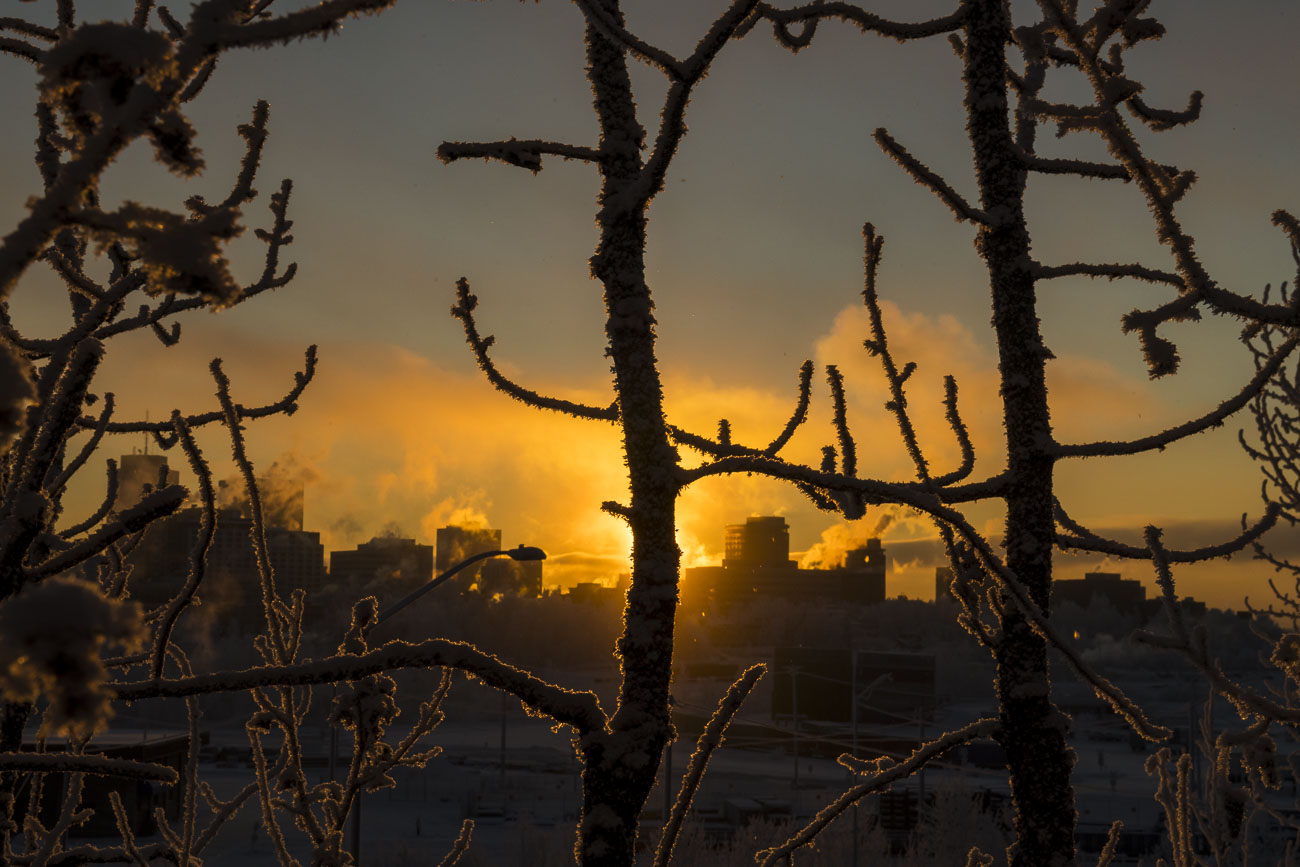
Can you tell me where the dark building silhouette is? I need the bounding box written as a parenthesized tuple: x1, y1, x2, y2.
(113, 452, 179, 514)
(479, 557, 543, 598)
(725, 516, 791, 568)
(435, 525, 501, 589)
(1141, 595, 1207, 623)
(1053, 571, 1146, 619)
(684, 517, 886, 608)
(565, 581, 622, 606)
(128, 507, 326, 631)
(431, 525, 543, 597)
(330, 536, 434, 600)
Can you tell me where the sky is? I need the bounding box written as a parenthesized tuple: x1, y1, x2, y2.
(4, 1, 1300, 607)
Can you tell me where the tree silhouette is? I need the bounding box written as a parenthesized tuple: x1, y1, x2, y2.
(2, 2, 1296, 865)
(444, 1, 1300, 865)
(0, 3, 502, 864)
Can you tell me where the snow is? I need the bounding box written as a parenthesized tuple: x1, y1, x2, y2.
(0, 576, 144, 737)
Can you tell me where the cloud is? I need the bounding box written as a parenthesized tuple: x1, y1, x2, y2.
(62, 298, 1263, 607)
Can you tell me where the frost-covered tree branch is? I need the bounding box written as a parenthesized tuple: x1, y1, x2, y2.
(652, 664, 764, 867)
(741, 0, 967, 51)
(451, 278, 618, 421)
(0, 0, 395, 306)
(112, 637, 606, 733)
(436, 138, 604, 172)
(0, 4, 422, 861)
(756, 717, 999, 866)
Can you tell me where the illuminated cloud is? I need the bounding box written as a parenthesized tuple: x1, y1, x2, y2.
(62, 295, 1280, 608)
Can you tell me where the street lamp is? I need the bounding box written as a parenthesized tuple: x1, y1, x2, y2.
(375, 544, 547, 625)
(343, 543, 547, 865)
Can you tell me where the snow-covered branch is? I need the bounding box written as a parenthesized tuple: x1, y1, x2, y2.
(756, 717, 999, 866)
(1034, 260, 1182, 286)
(874, 129, 988, 224)
(147, 413, 214, 679)
(451, 278, 619, 421)
(436, 819, 474, 867)
(743, 0, 967, 52)
(25, 484, 186, 580)
(0, 752, 175, 783)
(1054, 330, 1300, 457)
(436, 138, 603, 172)
(1054, 499, 1281, 563)
(653, 664, 765, 867)
(77, 345, 317, 435)
(668, 361, 814, 460)
(571, 0, 683, 76)
(635, 0, 759, 203)
(1135, 528, 1300, 727)
(111, 638, 607, 734)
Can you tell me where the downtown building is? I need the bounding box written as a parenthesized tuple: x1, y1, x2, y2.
(682, 516, 887, 609)
(329, 535, 434, 602)
(434, 525, 541, 598)
(326, 525, 542, 602)
(120, 455, 327, 632)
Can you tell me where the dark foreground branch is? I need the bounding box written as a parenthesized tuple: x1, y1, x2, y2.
(0, 752, 177, 783)
(111, 638, 606, 735)
(756, 718, 999, 866)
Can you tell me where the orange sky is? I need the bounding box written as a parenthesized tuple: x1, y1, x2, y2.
(7, 1, 1300, 610)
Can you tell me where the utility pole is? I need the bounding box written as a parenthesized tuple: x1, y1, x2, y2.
(346, 545, 546, 866)
(328, 683, 338, 783)
(789, 666, 800, 792)
(917, 709, 925, 828)
(850, 650, 859, 867)
(499, 689, 508, 789)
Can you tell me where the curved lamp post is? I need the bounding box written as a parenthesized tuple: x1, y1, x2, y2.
(375, 544, 547, 625)
(345, 543, 546, 865)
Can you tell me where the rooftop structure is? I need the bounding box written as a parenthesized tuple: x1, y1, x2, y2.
(684, 517, 886, 608)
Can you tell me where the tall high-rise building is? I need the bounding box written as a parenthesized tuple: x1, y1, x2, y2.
(127, 507, 326, 631)
(431, 526, 542, 597)
(434, 525, 501, 590)
(724, 517, 793, 569)
(435, 526, 502, 571)
(113, 453, 179, 514)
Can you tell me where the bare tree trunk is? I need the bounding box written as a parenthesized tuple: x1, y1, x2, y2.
(575, 5, 680, 864)
(963, 2, 1076, 865)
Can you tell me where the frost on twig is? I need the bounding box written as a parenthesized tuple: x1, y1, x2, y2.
(112, 637, 607, 734)
(652, 664, 764, 867)
(0, 3, 422, 861)
(437, 138, 602, 172)
(0, 1, 389, 305)
(756, 718, 999, 866)
(436, 819, 475, 867)
(451, 278, 617, 421)
(742, 0, 967, 51)
(0, 752, 175, 783)
(1054, 498, 1281, 563)
(874, 129, 987, 224)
